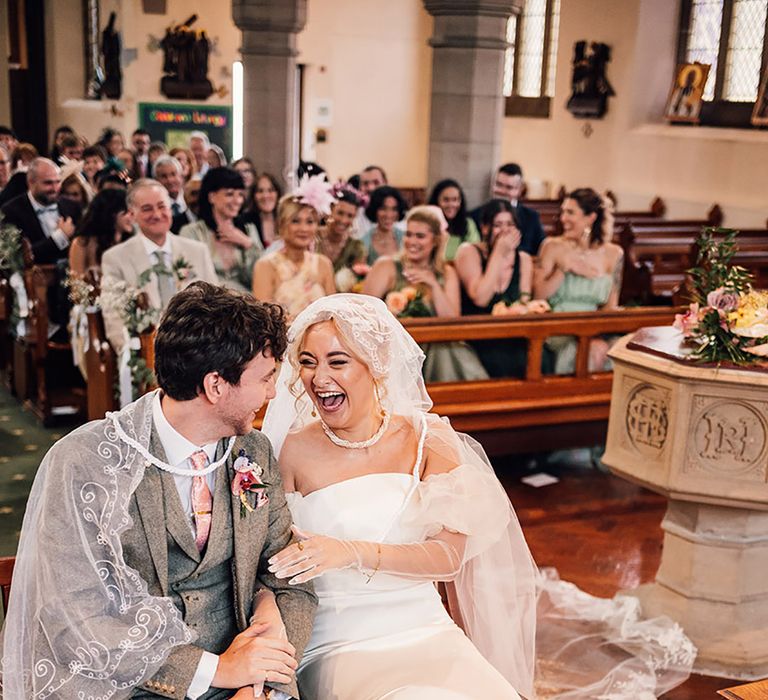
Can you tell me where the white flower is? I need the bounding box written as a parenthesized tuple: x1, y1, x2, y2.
(335, 267, 358, 292)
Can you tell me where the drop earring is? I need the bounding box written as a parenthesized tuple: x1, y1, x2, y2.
(373, 381, 386, 417)
(311, 405, 317, 418)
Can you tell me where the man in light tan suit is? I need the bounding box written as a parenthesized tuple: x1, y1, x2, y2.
(102, 178, 218, 354)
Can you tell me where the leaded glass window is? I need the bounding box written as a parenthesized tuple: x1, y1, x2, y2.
(679, 0, 768, 118)
(503, 0, 561, 117)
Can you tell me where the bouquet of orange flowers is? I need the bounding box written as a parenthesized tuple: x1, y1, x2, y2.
(385, 286, 431, 318)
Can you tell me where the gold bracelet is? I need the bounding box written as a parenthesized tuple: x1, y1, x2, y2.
(365, 543, 382, 584)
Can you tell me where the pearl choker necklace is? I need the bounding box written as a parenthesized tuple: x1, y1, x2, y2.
(320, 411, 391, 449)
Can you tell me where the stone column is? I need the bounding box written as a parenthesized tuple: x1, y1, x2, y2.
(422, 1, 521, 208)
(232, 0, 307, 188)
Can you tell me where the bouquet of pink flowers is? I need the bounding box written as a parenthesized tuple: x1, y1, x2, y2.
(673, 230, 768, 363)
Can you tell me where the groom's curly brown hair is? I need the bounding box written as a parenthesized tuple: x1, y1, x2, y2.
(155, 281, 287, 401)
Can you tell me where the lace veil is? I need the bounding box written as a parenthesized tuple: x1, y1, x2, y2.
(0, 392, 193, 699)
(262, 293, 538, 697)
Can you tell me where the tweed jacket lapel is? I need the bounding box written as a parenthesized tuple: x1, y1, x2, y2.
(159, 466, 201, 563)
(229, 437, 271, 629)
(133, 429, 171, 595)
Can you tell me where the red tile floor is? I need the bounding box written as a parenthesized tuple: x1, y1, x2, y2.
(498, 457, 743, 699)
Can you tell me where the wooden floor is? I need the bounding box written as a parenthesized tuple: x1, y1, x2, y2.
(499, 454, 740, 699)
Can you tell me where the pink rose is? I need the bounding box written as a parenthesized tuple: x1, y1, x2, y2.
(706, 287, 739, 313)
(352, 262, 371, 277)
(673, 302, 701, 338)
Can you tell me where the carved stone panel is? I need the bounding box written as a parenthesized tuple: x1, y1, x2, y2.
(623, 381, 670, 457)
(686, 396, 768, 480)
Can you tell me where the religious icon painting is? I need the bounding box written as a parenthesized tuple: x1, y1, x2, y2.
(664, 62, 710, 124)
(751, 66, 768, 126)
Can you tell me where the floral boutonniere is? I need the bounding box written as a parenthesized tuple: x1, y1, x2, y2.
(231, 449, 269, 517)
(172, 257, 196, 289)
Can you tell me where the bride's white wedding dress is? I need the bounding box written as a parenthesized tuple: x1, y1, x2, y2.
(264, 293, 697, 700)
(286, 424, 522, 700)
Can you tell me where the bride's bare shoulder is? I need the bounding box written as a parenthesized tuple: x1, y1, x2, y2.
(280, 422, 325, 464)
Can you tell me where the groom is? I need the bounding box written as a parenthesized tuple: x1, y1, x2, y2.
(0, 282, 316, 699)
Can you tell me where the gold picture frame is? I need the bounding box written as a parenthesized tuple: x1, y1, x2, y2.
(665, 62, 710, 124)
(751, 67, 768, 126)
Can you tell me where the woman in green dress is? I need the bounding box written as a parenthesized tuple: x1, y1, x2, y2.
(362, 205, 488, 382)
(316, 183, 366, 289)
(534, 187, 624, 375)
(428, 178, 481, 261)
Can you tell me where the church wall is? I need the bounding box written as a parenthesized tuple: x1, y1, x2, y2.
(44, 0, 240, 148)
(40, 0, 768, 225)
(296, 0, 433, 186)
(43, 0, 433, 187)
(502, 0, 768, 227)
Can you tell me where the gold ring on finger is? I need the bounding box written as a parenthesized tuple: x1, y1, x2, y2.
(297, 541, 304, 551)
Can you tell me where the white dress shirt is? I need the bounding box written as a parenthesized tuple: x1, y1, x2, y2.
(140, 233, 173, 268)
(28, 192, 70, 250)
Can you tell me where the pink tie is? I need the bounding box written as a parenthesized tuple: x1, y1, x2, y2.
(189, 450, 212, 552)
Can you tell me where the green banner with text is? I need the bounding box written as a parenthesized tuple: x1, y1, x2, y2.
(138, 102, 233, 159)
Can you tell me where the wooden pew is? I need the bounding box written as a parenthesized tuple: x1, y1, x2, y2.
(0, 555, 14, 615)
(132, 305, 677, 456)
(21, 263, 86, 424)
(83, 307, 161, 420)
(84, 307, 119, 420)
(619, 225, 768, 299)
(0, 276, 12, 390)
(400, 308, 678, 455)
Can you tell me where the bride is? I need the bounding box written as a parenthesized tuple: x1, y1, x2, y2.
(262, 293, 537, 699)
(261, 293, 696, 700)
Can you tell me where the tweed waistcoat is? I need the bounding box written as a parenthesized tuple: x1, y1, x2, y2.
(161, 461, 237, 655)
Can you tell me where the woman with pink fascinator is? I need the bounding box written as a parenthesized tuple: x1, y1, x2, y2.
(252, 174, 336, 319)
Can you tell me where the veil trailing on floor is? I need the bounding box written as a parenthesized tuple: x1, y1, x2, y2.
(263, 293, 696, 700)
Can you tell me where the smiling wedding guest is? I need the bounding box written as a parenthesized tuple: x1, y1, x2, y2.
(316, 183, 366, 276)
(241, 172, 283, 249)
(101, 178, 217, 355)
(360, 185, 408, 265)
(180, 167, 264, 292)
(470, 162, 546, 256)
(428, 178, 481, 261)
(252, 175, 335, 320)
(0, 281, 317, 700)
(534, 187, 623, 375)
(363, 205, 488, 382)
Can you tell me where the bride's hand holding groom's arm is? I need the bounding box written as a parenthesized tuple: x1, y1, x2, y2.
(269, 525, 467, 585)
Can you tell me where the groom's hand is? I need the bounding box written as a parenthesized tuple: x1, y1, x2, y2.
(212, 621, 297, 689)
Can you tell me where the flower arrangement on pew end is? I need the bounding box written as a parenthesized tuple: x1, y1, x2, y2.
(0, 215, 25, 333)
(673, 229, 768, 363)
(98, 279, 159, 399)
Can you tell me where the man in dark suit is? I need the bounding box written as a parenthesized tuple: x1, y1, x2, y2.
(0, 157, 81, 264)
(469, 162, 546, 256)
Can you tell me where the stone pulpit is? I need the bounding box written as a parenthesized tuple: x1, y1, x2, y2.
(603, 326, 768, 680)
